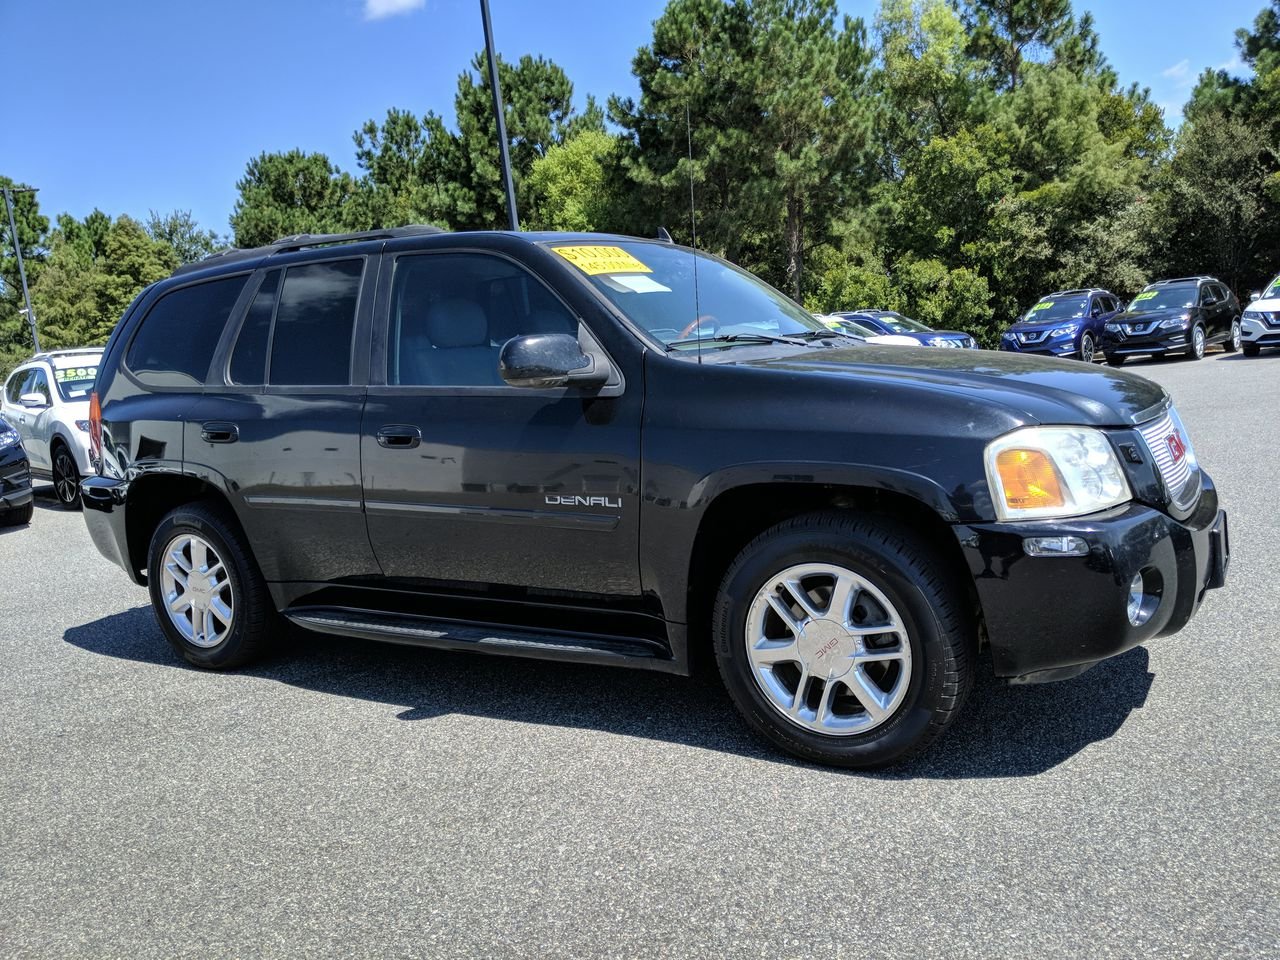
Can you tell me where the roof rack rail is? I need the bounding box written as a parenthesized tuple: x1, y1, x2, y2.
(173, 224, 448, 276)
(31, 347, 104, 362)
(1153, 276, 1213, 285)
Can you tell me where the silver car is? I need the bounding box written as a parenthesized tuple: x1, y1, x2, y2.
(1, 348, 103, 507)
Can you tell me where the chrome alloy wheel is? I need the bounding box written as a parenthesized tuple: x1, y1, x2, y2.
(1231, 320, 1242, 351)
(744, 563, 912, 736)
(1192, 325, 1206, 358)
(160, 534, 234, 648)
(53, 448, 79, 505)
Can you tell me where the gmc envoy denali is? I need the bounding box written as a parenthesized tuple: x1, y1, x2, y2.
(81, 227, 1229, 768)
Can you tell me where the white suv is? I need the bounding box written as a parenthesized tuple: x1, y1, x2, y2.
(1, 349, 103, 507)
(1242, 273, 1280, 356)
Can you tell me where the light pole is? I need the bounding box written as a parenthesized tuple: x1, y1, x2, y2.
(479, 0, 519, 231)
(3, 185, 39, 353)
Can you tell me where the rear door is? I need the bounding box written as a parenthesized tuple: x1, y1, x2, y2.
(20, 367, 53, 471)
(186, 254, 381, 585)
(360, 247, 642, 595)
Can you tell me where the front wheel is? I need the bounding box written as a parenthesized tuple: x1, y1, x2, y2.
(0, 501, 33, 526)
(1188, 324, 1206, 360)
(147, 502, 277, 669)
(51, 443, 81, 508)
(1078, 332, 1097, 362)
(1105, 354, 1126, 367)
(1223, 319, 1241, 353)
(713, 512, 975, 768)
(1243, 343, 1261, 357)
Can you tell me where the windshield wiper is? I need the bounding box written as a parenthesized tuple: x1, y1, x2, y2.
(791, 329, 863, 344)
(665, 332, 810, 350)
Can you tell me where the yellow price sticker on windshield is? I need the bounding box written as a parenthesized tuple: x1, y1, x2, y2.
(1030, 302, 1052, 311)
(552, 245, 652, 276)
(1133, 291, 1157, 301)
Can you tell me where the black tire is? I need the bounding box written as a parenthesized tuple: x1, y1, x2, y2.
(1078, 332, 1097, 362)
(147, 502, 277, 669)
(1187, 324, 1206, 360)
(712, 511, 976, 769)
(0, 501, 33, 526)
(1243, 343, 1261, 357)
(51, 441, 81, 509)
(1105, 354, 1126, 367)
(1223, 319, 1241, 353)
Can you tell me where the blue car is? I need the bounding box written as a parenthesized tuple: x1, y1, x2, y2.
(999, 288, 1122, 362)
(829, 310, 977, 348)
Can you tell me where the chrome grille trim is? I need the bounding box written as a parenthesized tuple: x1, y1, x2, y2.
(1137, 407, 1201, 511)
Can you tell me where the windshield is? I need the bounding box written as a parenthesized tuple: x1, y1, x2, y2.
(1128, 286, 1195, 313)
(1263, 274, 1280, 299)
(870, 313, 931, 334)
(824, 317, 877, 337)
(550, 241, 826, 348)
(53, 363, 98, 402)
(1022, 298, 1087, 322)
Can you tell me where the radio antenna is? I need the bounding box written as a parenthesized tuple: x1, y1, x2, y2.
(686, 102, 702, 365)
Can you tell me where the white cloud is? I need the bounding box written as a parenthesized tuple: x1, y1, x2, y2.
(364, 0, 424, 21)
(1216, 53, 1244, 76)
(1162, 59, 1190, 81)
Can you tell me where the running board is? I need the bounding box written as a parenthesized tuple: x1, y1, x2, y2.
(283, 606, 673, 670)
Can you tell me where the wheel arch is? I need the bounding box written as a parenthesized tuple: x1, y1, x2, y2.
(123, 472, 243, 583)
(683, 480, 982, 675)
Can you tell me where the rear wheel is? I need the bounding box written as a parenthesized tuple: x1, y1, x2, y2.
(1188, 324, 1206, 360)
(1078, 332, 1097, 363)
(713, 511, 975, 768)
(147, 502, 277, 669)
(0, 501, 33, 526)
(1243, 343, 1261, 357)
(51, 442, 81, 508)
(1223, 319, 1241, 353)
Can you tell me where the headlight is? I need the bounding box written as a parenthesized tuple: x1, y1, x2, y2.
(985, 426, 1132, 521)
(1051, 323, 1080, 337)
(75, 420, 91, 433)
(1242, 310, 1262, 320)
(0, 426, 19, 449)
(1159, 313, 1191, 329)
(1002, 331, 1016, 341)
(928, 337, 960, 348)
(1104, 322, 1120, 332)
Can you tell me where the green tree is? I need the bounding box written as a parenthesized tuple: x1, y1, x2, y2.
(0, 176, 49, 367)
(526, 130, 627, 231)
(230, 150, 356, 247)
(146, 209, 224, 265)
(959, 0, 1074, 90)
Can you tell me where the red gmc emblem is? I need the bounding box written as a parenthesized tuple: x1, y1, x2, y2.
(1166, 431, 1187, 463)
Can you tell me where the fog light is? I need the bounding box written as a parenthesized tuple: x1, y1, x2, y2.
(1127, 573, 1144, 624)
(1023, 536, 1089, 557)
(1126, 570, 1161, 627)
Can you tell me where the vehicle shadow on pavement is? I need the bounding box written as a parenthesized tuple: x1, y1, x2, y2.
(64, 606, 1154, 780)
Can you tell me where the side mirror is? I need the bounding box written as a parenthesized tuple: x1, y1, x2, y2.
(499, 333, 608, 389)
(20, 392, 48, 408)
(1249, 290, 1261, 303)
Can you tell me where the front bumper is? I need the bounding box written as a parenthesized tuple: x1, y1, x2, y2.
(955, 476, 1227, 683)
(999, 333, 1079, 357)
(1100, 327, 1189, 357)
(81, 475, 141, 582)
(1240, 316, 1280, 347)
(1, 446, 33, 511)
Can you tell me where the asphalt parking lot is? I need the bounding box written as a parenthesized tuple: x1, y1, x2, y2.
(1, 350, 1276, 959)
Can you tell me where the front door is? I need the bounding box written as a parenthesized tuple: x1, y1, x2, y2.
(360, 249, 642, 596)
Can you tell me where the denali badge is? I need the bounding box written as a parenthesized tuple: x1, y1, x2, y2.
(545, 495, 622, 508)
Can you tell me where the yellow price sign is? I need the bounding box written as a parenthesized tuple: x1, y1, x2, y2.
(1133, 291, 1157, 302)
(552, 245, 652, 276)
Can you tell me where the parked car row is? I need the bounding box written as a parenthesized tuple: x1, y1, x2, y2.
(817, 310, 978, 348)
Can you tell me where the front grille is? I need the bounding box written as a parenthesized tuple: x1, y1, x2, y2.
(1136, 407, 1200, 511)
(1018, 330, 1048, 344)
(1125, 322, 1154, 335)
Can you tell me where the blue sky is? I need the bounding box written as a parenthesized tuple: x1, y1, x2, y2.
(0, 0, 1264, 237)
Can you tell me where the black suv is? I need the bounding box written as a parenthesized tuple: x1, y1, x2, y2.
(1100, 277, 1242, 365)
(82, 228, 1229, 768)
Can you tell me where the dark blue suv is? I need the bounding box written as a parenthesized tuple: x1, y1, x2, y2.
(829, 310, 976, 348)
(999, 289, 1121, 363)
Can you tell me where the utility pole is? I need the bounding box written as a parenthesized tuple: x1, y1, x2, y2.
(479, 0, 519, 231)
(3, 186, 39, 353)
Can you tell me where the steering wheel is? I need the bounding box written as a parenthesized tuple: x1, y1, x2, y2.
(678, 314, 720, 339)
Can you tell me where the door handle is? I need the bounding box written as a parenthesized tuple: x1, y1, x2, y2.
(201, 421, 239, 444)
(376, 425, 422, 449)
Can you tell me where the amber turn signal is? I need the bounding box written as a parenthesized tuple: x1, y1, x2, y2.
(994, 448, 1066, 511)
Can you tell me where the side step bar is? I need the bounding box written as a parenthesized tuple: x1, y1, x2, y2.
(282, 606, 675, 671)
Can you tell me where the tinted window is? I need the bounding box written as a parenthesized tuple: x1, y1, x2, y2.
(5, 370, 31, 403)
(389, 254, 578, 386)
(230, 270, 279, 385)
(126, 276, 249, 387)
(269, 260, 363, 386)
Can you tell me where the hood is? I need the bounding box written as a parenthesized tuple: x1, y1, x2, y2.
(1008, 316, 1084, 332)
(736, 344, 1168, 427)
(1244, 295, 1280, 312)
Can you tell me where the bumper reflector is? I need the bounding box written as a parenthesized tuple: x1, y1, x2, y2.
(1022, 536, 1089, 558)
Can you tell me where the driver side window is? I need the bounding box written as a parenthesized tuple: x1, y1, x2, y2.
(5, 370, 32, 404)
(388, 253, 580, 387)
(27, 368, 51, 404)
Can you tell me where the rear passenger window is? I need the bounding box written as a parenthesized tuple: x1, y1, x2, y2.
(126, 276, 249, 387)
(269, 259, 363, 386)
(230, 270, 280, 385)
